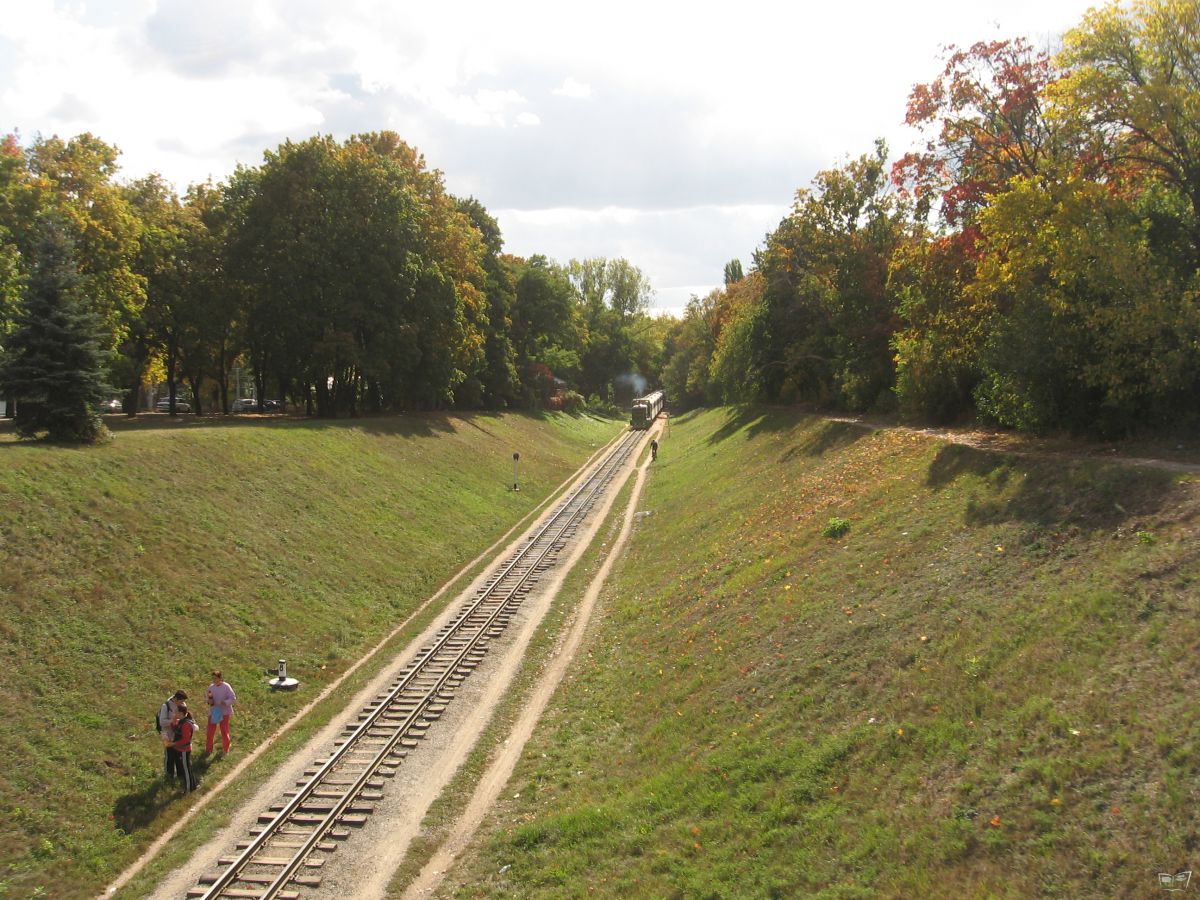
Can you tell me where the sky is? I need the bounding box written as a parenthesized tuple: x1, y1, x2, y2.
(0, 0, 1100, 316)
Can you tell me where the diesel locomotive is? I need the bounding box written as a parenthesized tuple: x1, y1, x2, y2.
(630, 390, 665, 430)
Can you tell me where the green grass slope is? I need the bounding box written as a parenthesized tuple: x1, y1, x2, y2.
(0, 411, 621, 899)
(439, 407, 1200, 899)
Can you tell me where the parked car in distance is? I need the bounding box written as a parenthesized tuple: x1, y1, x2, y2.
(231, 398, 257, 412)
(156, 398, 191, 413)
(262, 399, 282, 411)
(98, 398, 122, 413)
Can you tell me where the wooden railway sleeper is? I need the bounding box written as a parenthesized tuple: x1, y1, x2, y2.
(376, 710, 429, 724)
(333, 737, 383, 748)
(357, 706, 417, 722)
(405, 681, 444, 696)
(236, 840, 338, 853)
(201, 878, 324, 892)
(280, 787, 385, 802)
(284, 812, 368, 827)
(296, 776, 384, 789)
(285, 789, 384, 802)
(307, 758, 395, 774)
(221, 854, 327, 867)
(263, 799, 375, 817)
(369, 695, 419, 708)
(249, 825, 351, 840)
(188, 888, 301, 899)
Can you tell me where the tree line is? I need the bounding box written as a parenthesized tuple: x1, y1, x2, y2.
(0, 131, 666, 439)
(661, 0, 1200, 437)
(3, 0, 1197, 442)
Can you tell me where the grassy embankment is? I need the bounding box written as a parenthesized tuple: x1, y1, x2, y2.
(0, 410, 622, 899)
(435, 407, 1200, 899)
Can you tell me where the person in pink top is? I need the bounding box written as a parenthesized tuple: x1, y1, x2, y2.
(205, 670, 236, 754)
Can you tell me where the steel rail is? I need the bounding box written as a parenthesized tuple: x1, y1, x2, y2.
(198, 428, 642, 899)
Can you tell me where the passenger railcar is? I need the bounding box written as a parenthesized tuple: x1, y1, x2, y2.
(630, 390, 665, 430)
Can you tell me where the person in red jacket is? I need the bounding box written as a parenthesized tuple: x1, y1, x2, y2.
(170, 703, 198, 793)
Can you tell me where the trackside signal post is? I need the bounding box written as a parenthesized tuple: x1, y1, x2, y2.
(267, 659, 299, 691)
(513, 452, 520, 491)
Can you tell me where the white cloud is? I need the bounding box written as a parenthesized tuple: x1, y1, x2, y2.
(434, 88, 531, 127)
(552, 78, 592, 99)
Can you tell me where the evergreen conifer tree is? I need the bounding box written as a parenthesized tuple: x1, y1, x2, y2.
(0, 216, 111, 442)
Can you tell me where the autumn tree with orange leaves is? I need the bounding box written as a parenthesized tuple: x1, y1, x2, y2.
(885, 39, 1065, 422)
(892, 38, 1064, 227)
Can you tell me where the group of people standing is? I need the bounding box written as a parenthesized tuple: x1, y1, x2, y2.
(156, 670, 237, 793)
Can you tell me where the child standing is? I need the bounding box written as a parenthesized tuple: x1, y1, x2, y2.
(169, 703, 197, 792)
(158, 689, 187, 778)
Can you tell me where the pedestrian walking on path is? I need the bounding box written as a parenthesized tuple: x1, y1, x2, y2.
(205, 671, 236, 754)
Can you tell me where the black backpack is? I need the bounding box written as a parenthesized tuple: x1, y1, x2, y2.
(155, 700, 170, 733)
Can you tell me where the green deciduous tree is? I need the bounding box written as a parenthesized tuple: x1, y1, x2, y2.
(888, 229, 983, 423)
(755, 140, 907, 410)
(0, 134, 36, 417)
(708, 273, 769, 404)
(972, 174, 1200, 434)
(123, 174, 195, 415)
(664, 283, 739, 409)
(358, 132, 489, 405)
(228, 133, 484, 415)
(510, 255, 583, 402)
(176, 180, 241, 413)
(0, 136, 28, 316)
(1054, 0, 1200, 263)
(723, 258, 744, 285)
(456, 196, 519, 408)
(24, 134, 144, 357)
(566, 256, 654, 401)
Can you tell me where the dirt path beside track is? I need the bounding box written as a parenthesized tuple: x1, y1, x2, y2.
(826, 415, 1200, 475)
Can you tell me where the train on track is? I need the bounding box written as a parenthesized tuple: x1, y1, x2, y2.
(630, 390, 665, 430)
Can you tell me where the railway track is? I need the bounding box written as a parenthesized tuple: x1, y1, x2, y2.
(189, 428, 645, 900)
